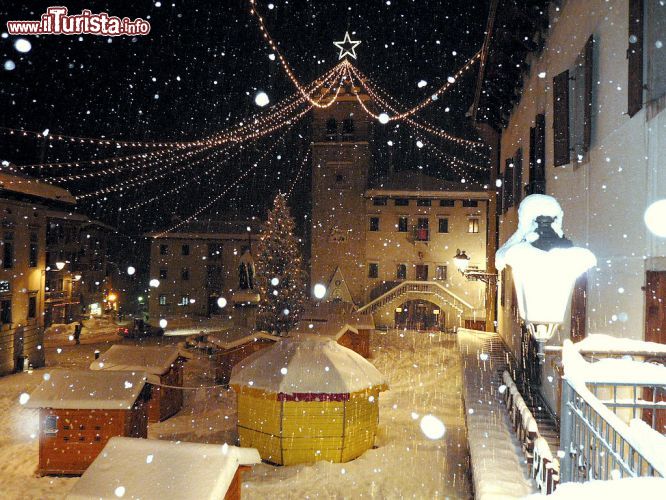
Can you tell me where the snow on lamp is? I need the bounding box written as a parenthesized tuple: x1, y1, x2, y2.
(453, 249, 470, 273)
(496, 195, 596, 360)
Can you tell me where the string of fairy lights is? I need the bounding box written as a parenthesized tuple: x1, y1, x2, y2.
(156, 123, 295, 237)
(1, 2, 493, 234)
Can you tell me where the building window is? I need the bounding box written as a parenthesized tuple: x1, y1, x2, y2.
(395, 198, 409, 206)
(468, 218, 480, 233)
(158, 294, 167, 306)
(159, 269, 168, 280)
(416, 218, 429, 241)
(159, 244, 168, 255)
(2, 232, 13, 269)
(416, 199, 432, 207)
(513, 148, 524, 205)
(438, 218, 449, 233)
(0, 299, 11, 324)
(372, 197, 387, 206)
(181, 244, 190, 256)
(325, 118, 337, 136)
(397, 264, 407, 280)
(181, 268, 190, 281)
(28, 295, 37, 319)
(342, 118, 354, 134)
(368, 263, 379, 279)
(29, 242, 38, 268)
(439, 199, 455, 207)
(208, 243, 222, 259)
(398, 216, 408, 233)
(369, 217, 380, 232)
(179, 296, 190, 306)
(435, 265, 448, 281)
(335, 172, 345, 183)
(462, 200, 478, 208)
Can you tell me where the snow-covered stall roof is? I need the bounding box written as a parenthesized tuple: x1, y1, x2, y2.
(89, 345, 184, 376)
(25, 370, 147, 410)
(66, 437, 261, 500)
(230, 336, 386, 396)
(291, 316, 358, 340)
(206, 328, 280, 350)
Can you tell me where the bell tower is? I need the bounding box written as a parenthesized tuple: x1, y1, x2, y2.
(310, 80, 372, 305)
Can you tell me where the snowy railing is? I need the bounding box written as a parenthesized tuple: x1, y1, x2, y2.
(559, 341, 666, 483)
(358, 280, 473, 315)
(502, 371, 560, 494)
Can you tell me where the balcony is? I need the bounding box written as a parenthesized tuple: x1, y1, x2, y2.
(409, 226, 430, 243)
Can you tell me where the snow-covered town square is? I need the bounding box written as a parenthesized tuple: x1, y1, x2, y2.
(1, 0, 666, 498)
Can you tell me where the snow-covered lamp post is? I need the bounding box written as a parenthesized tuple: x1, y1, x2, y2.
(453, 249, 470, 273)
(496, 195, 596, 362)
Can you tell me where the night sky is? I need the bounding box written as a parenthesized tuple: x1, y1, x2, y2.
(0, 0, 490, 237)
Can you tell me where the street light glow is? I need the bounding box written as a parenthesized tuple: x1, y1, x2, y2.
(313, 283, 327, 299)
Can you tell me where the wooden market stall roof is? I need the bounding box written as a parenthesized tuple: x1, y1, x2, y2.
(25, 370, 147, 410)
(65, 437, 261, 500)
(89, 345, 187, 378)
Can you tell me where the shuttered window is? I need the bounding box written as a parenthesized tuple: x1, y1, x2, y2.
(570, 274, 588, 342)
(553, 70, 570, 166)
(503, 159, 514, 212)
(627, 0, 644, 116)
(528, 114, 546, 195)
(647, 0, 666, 104)
(570, 36, 594, 163)
(514, 148, 523, 205)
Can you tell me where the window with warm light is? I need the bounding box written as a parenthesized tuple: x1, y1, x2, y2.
(468, 218, 480, 233)
(435, 265, 448, 280)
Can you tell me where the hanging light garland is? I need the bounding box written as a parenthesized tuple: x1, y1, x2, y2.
(286, 148, 310, 199)
(156, 121, 296, 237)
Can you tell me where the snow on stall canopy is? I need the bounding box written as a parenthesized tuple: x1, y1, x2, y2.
(0, 171, 77, 205)
(66, 437, 260, 500)
(230, 336, 386, 395)
(25, 370, 147, 410)
(89, 345, 186, 378)
(201, 327, 280, 350)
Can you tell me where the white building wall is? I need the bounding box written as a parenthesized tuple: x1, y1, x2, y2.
(495, 0, 666, 411)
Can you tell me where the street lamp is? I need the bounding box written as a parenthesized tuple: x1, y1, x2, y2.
(453, 249, 470, 273)
(55, 260, 66, 271)
(496, 195, 596, 361)
(453, 249, 497, 284)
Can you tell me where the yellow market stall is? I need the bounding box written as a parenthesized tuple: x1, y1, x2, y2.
(230, 336, 387, 466)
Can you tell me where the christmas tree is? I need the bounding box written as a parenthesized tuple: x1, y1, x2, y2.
(256, 193, 307, 334)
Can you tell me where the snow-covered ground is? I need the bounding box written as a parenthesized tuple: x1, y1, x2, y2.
(0, 329, 471, 499)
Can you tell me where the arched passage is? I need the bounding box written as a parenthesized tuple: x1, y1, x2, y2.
(394, 299, 443, 331)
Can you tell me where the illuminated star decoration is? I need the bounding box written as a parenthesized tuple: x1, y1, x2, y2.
(333, 31, 361, 60)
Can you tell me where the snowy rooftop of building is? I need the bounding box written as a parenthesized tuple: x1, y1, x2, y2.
(25, 370, 147, 410)
(89, 345, 185, 377)
(66, 437, 260, 500)
(230, 336, 386, 395)
(205, 328, 281, 350)
(299, 301, 375, 332)
(0, 171, 76, 205)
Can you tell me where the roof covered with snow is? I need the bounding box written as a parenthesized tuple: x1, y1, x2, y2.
(0, 171, 76, 205)
(26, 370, 147, 410)
(89, 345, 184, 376)
(230, 336, 386, 396)
(66, 437, 260, 500)
(574, 333, 666, 355)
(367, 171, 486, 195)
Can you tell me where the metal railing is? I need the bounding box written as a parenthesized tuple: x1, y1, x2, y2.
(559, 380, 665, 482)
(560, 341, 666, 482)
